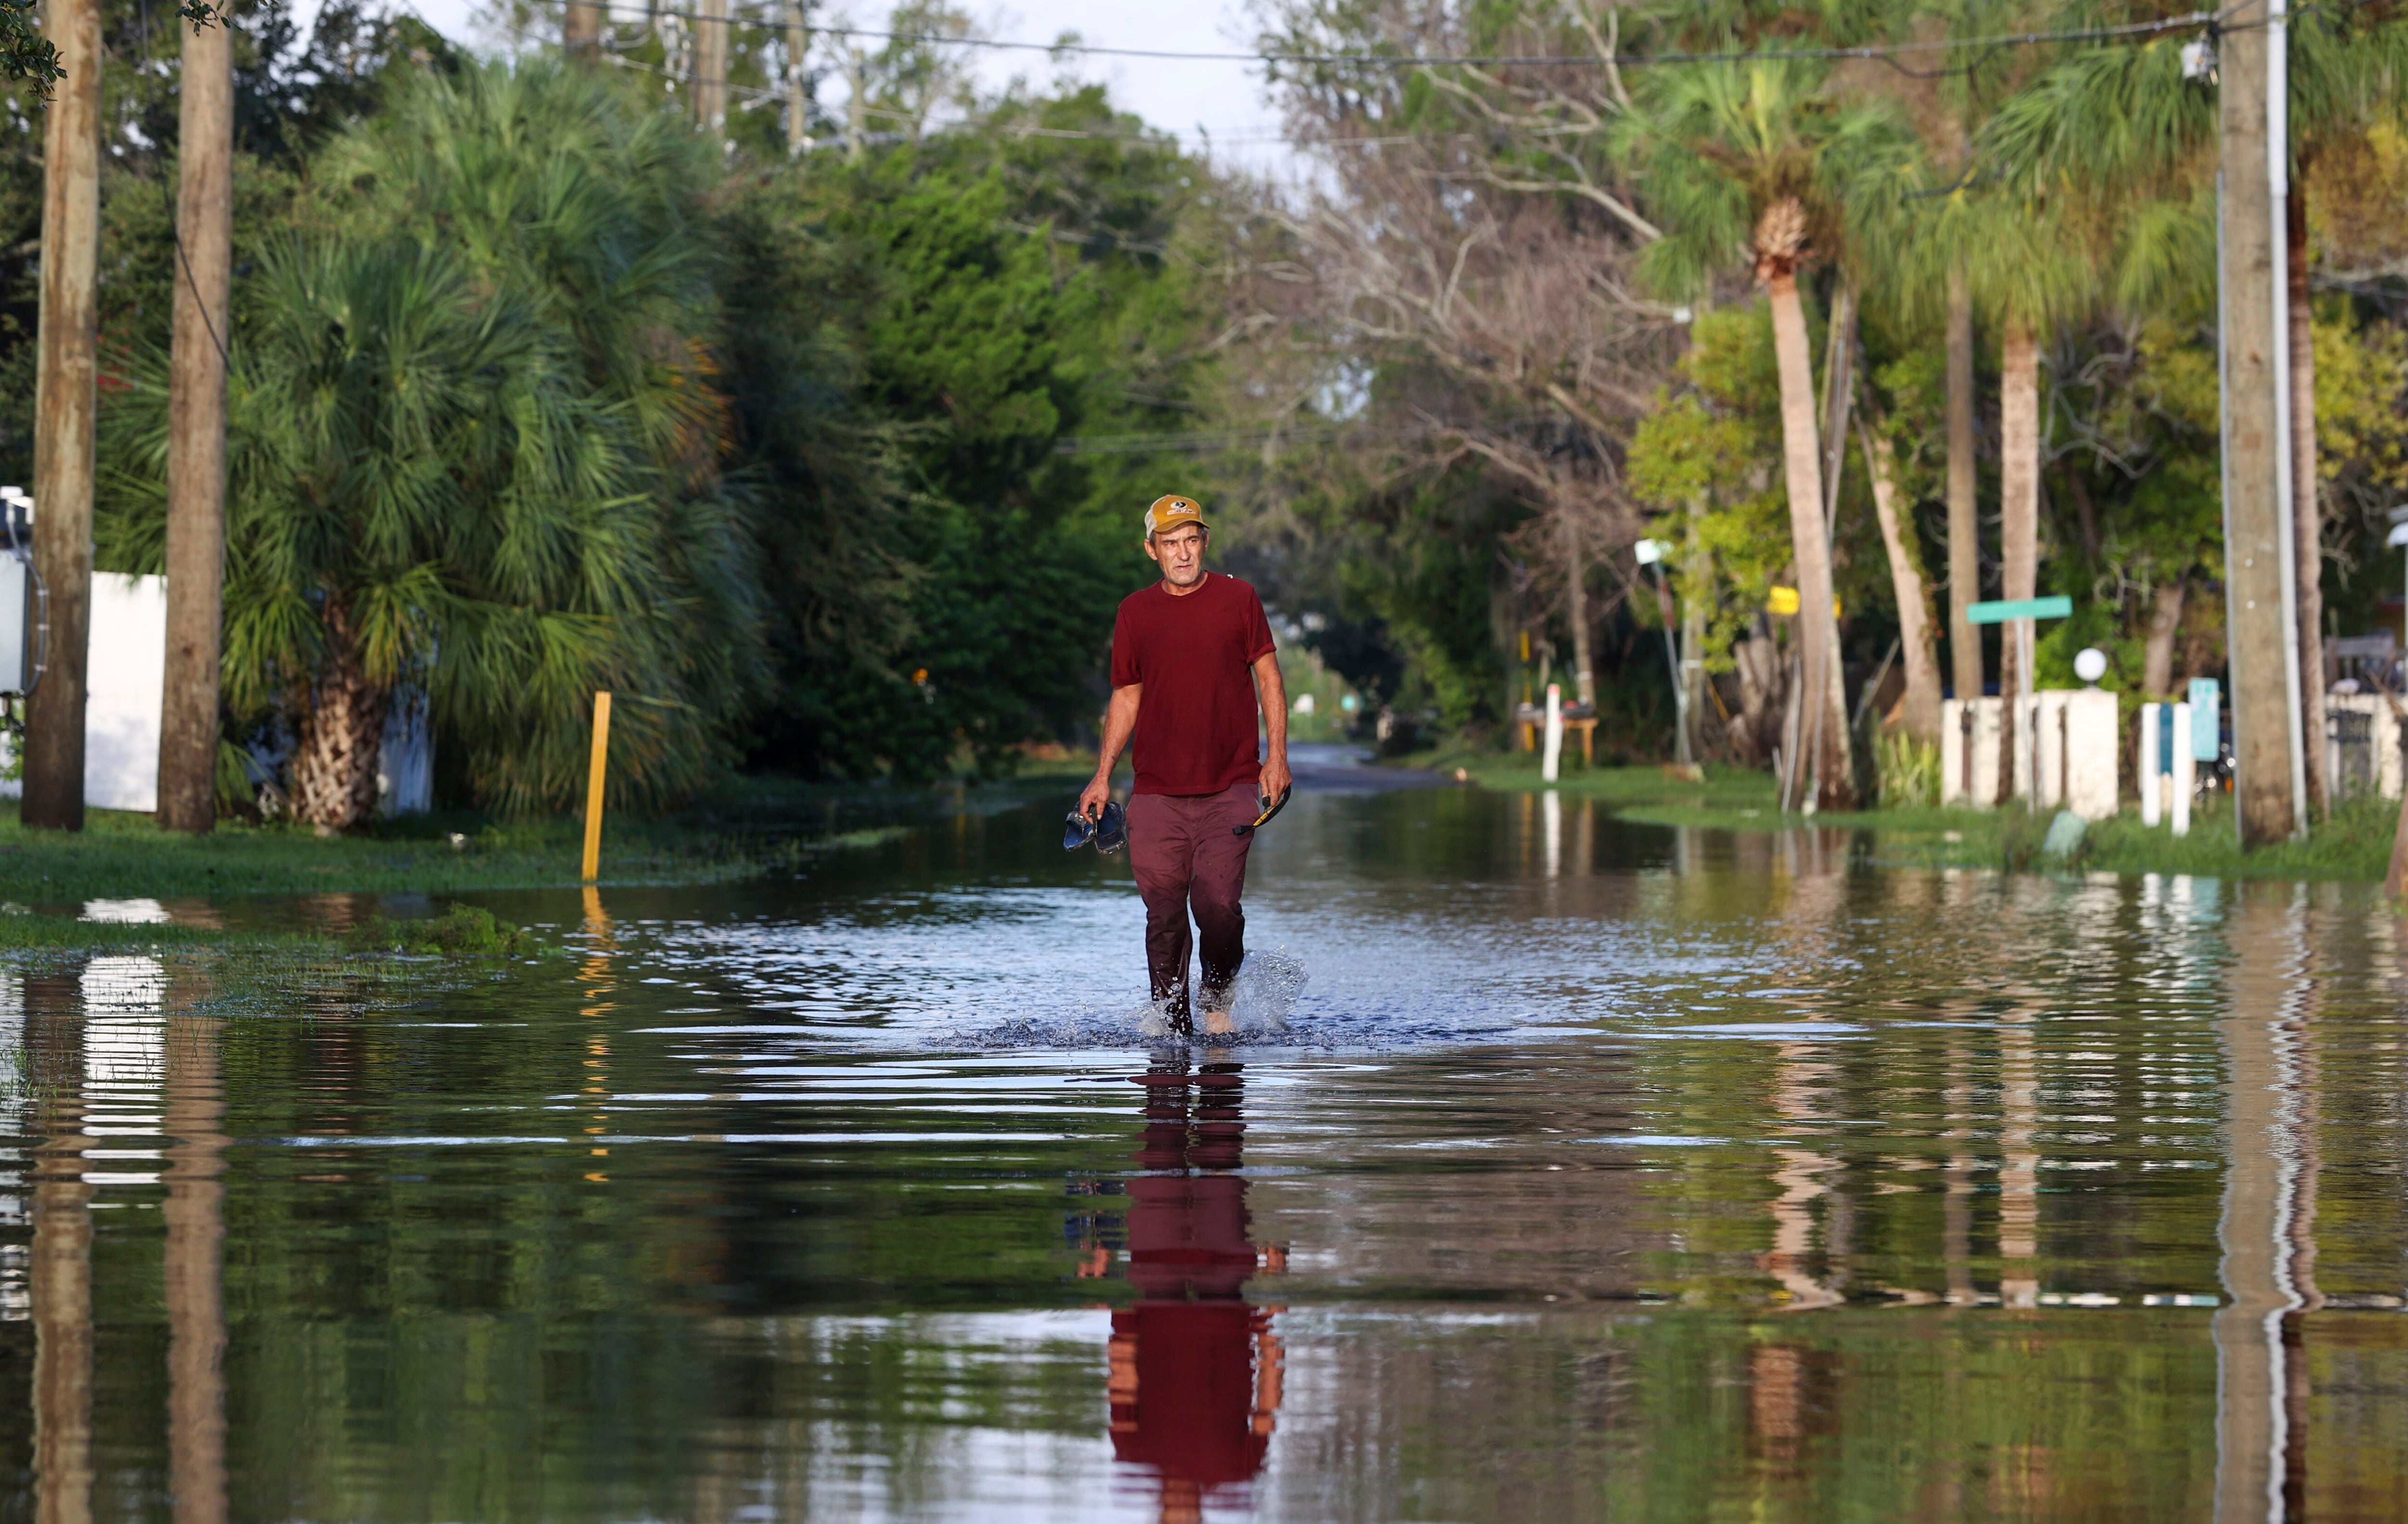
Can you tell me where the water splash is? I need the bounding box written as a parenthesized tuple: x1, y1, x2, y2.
(1126, 949, 1309, 1041)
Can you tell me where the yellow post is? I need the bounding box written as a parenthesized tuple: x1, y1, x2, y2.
(581, 691, 611, 882)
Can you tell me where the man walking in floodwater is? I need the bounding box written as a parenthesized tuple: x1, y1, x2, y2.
(1081, 495, 1290, 1035)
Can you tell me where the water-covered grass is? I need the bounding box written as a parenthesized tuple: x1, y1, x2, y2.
(1441, 753, 1783, 812)
(1440, 755, 2400, 880)
(0, 909, 323, 953)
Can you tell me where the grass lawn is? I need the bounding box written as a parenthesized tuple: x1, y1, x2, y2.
(0, 772, 1066, 907)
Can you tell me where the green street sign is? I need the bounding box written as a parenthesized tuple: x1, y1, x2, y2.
(1965, 596, 2072, 625)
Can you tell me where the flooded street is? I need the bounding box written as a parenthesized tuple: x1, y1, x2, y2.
(6, 773, 2408, 1521)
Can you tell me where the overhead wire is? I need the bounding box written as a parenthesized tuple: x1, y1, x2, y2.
(533, 0, 2254, 147)
(555, 0, 2234, 77)
(554, 0, 2225, 71)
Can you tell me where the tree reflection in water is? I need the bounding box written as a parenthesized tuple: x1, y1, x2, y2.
(28, 971, 92, 1524)
(164, 985, 228, 1524)
(1097, 1055, 1283, 1523)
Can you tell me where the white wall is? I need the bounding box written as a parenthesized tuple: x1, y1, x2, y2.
(85, 573, 166, 811)
(0, 572, 165, 811)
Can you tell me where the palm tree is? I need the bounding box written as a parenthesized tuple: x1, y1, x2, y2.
(1985, 16, 2408, 814)
(1934, 186, 2095, 797)
(97, 64, 770, 823)
(100, 237, 704, 828)
(1881, 0, 2055, 732)
(1619, 57, 1915, 808)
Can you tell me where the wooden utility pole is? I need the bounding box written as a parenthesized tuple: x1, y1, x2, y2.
(785, 1, 811, 154)
(844, 46, 865, 163)
(2287, 189, 2327, 817)
(563, 0, 601, 56)
(2221, 0, 2301, 847)
(1563, 518, 1594, 712)
(693, 0, 727, 142)
(23, 0, 103, 832)
(157, 8, 234, 836)
(1944, 265, 1983, 710)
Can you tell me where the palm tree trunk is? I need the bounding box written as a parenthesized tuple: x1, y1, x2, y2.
(1997, 319, 2041, 804)
(1736, 621, 1778, 766)
(1860, 419, 1942, 744)
(291, 626, 388, 832)
(1945, 263, 1983, 708)
(1766, 270, 1852, 809)
(2144, 580, 2187, 696)
(2289, 189, 2328, 816)
(158, 10, 234, 835)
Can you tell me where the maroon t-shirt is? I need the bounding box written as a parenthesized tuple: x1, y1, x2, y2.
(1110, 573, 1277, 796)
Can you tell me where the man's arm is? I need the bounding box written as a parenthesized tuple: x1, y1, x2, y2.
(1252, 651, 1291, 804)
(1081, 683, 1141, 819)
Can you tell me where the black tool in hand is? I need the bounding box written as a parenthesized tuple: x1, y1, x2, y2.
(1232, 785, 1292, 837)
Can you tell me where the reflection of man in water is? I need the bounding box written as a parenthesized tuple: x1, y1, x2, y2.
(1098, 1058, 1283, 1520)
(1080, 495, 1290, 1035)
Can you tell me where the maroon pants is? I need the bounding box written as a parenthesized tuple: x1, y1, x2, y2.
(1127, 782, 1260, 1020)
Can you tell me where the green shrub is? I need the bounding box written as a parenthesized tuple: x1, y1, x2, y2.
(345, 903, 545, 958)
(1875, 731, 1940, 809)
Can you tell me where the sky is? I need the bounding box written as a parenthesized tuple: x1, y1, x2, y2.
(368, 0, 1300, 174)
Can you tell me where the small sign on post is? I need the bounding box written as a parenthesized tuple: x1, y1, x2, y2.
(1963, 596, 2075, 625)
(582, 691, 612, 883)
(2186, 677, 2221, 761)
(2171, 702, 2194, 838)
(1965, 597, 2074, 811)
(2140, 701, 2163, 827)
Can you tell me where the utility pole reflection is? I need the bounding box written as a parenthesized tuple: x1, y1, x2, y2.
(2214, 884, 2316, 1523)
(164, 982, 228, 1524)
(1103, 1056, 1283, 1523)
(1997, 1008, 2041, 1309)
(27, 972, 91, 1524)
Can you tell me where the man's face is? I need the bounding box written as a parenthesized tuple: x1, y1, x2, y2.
(1146, 524, 1208, 587)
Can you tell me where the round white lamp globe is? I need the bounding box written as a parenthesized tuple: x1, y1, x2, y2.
(2073, 647, 2108, 685)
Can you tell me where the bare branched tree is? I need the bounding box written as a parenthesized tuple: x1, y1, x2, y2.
(1223, 114, 1680, 721)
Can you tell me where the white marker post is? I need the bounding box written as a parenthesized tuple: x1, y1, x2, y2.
(1542, 683, 1563, 782)
(2140, 702, 2163, 827)
(2171, 702, 2194, 838)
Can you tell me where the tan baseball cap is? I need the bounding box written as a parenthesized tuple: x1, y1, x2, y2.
(1144, 494, 1208, 536)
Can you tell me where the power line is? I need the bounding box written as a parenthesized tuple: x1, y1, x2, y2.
(554, 0, 2228, 73)
(1054, 423, 1399, 456)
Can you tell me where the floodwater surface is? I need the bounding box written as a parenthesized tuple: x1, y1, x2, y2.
(5, 764, 2407, 1521)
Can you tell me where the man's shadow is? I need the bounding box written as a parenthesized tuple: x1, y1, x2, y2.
(1083, 1055, 1286, 1521)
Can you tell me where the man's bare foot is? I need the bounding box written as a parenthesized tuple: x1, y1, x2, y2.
(1203, 1010, 1235, 1036)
